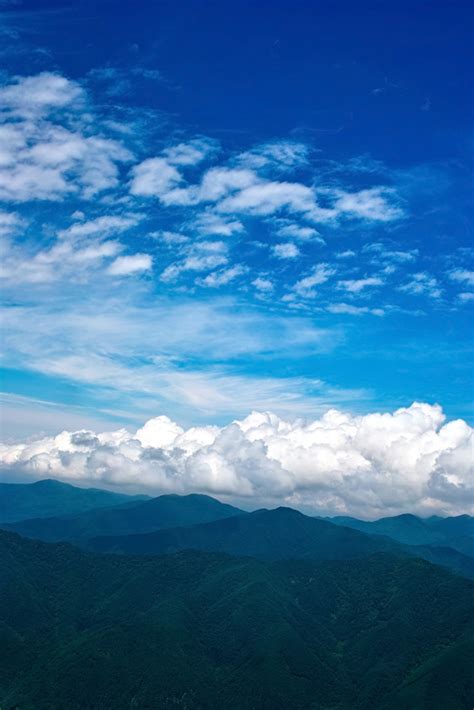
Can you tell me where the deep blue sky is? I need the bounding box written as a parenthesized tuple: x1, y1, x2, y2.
(0, 0, 473, 440)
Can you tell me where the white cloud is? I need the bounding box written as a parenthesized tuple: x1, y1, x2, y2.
(1, 403, 472, 517)
(59, 214, 142, 239)
(218, 180, 319, 217)
(160, 240, 229, 282)
(193, 211, 244, 237)
(293, 263, 336, 298)
(0, 211, 147, 285)
(275, 222, 324, 243)
(327, 303, 384, 317)
(107, 253, 152, 276)
(198, 167, 258, 201)
(272, 242, 300, 259)
(253, 277, 274, 293)
(364, 243, 418, 263)
(152, 231, 190, 245)
(199, 265, 246, 288)
(400, 272, 442, 299)
(332, 187, 404, 221)
(0, 73, 132, 201)
(449, 269, 474, 286)
(0, 210, 23, 236)
(458, 292, 474, 303)
(338, 277, 384, 293)
(163, 138, 218, 166)
(0, 72, 84, 115)
(161, 254, 228, 282)
(237, 141, 309, 171)
(130, 157, 182, 197)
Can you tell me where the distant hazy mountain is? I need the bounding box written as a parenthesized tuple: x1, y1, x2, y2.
(329, 513, 474, 556)
(1, 530, 472, 710)
(89, 506, 474, 579)
(3, 492, 243, 543)
(0, 479, 149, 523)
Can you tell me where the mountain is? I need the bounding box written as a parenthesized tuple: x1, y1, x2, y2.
(0, 479, 149, 523)
(89, 506, 403, 558)
(89, 507, 474, 579)
(329, 513, 474, 556)
(1, 530, 472, 710)
(2, 493, 243, 543)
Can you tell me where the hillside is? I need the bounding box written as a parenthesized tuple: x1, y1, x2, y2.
(1, 530, 472, 710)
(89, 507, 474, 579)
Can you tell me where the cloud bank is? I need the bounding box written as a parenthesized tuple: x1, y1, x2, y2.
(1, 402, 472, 518)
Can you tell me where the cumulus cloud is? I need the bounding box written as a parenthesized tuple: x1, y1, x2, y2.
(130, 157, 182, 197)
(192, 211, 244, 237)
(332, 187, 404, 221)
(162, 138, 218, 166)
(1, 403, 472, 517)
(253, 277, 274, 293)
(449, 269, 474, 287)
(275, 222, 325, 243)
(107, 253, 152, 276)
(0, 72, 84, 115)
(272, 242, 300, 259)
(0, 72, 132, 201)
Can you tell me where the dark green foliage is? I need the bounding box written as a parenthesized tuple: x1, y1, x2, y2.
(3, 492, 242, 543)
(1, 530, 473, 709)
(89, 506, 474, 579)
(0, 479, 149, 523)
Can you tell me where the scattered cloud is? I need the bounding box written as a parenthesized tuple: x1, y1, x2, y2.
(400, 272, 442, 299)
(236, 140, 309, 171)
(331, 187, 404, 222)
(327, 303, 384, 316)
(449, 269, 474, 287)
(130, 157, 182, 197)
(107, 253, 152, 276)
(274, 221, 325, 243)
(272, 242, 300, 259)
(338, 277, 384, 293)
(252, 277, 274, 293)
(199, 264, 247, 288)
(0, 73, 132, 201)
(293, 263, 336, 298)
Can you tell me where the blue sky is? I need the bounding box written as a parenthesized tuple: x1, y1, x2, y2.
(0, 0, 473, 442)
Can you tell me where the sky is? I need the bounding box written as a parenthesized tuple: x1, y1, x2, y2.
(0, 0, 472, 515)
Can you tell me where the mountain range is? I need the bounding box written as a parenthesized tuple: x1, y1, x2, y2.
(2, 481, 472, 579)
(1, 479, 473, 709)
(329, 513, 474, 556)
